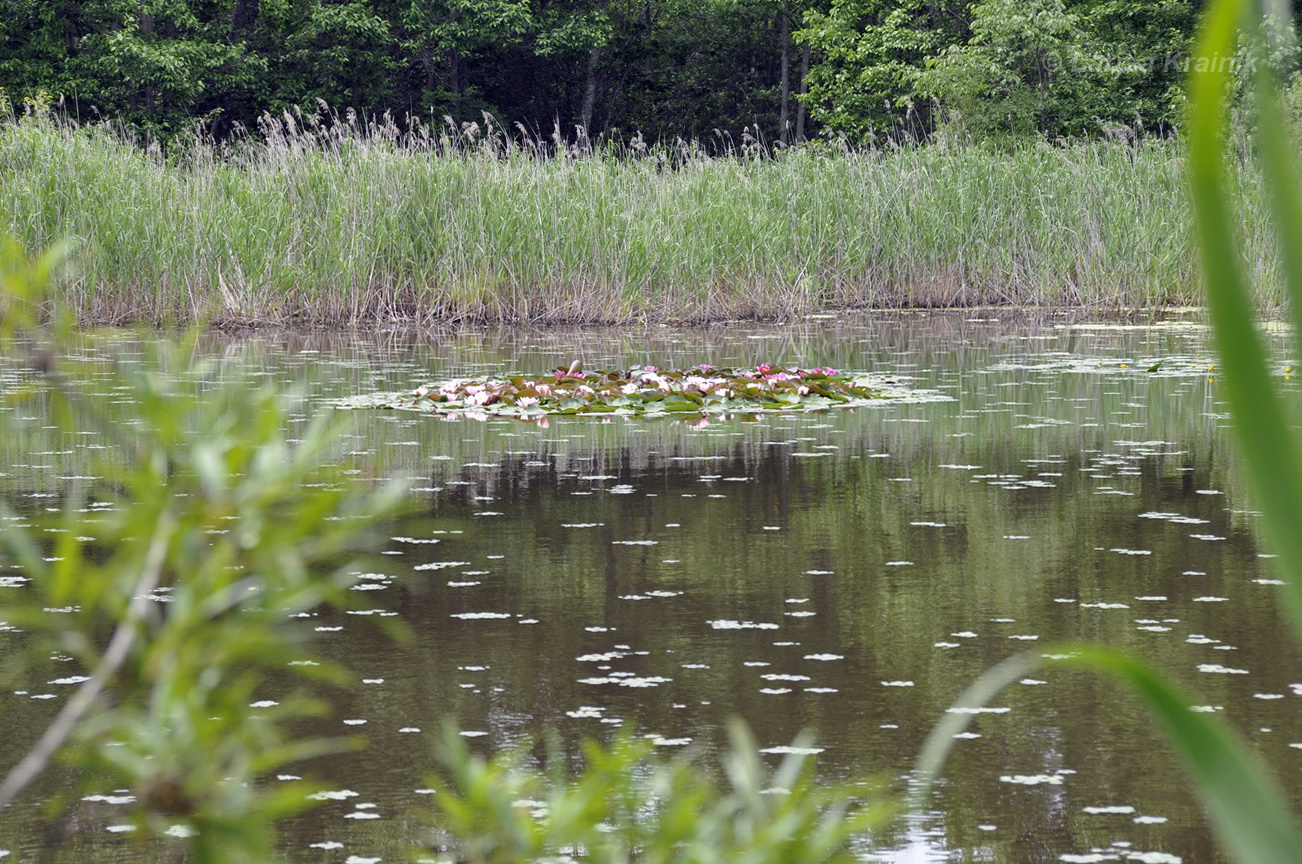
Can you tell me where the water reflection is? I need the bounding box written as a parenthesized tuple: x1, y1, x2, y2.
(1, 312, 1297, 864)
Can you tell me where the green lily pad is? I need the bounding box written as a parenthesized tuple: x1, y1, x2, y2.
(339, 364, 942, 418)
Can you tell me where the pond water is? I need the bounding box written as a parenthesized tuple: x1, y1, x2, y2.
(2, 311, 1300, 864)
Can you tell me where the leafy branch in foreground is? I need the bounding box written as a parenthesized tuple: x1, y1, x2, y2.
(0, 238, 408, 863)
(425, 719, 890, 864)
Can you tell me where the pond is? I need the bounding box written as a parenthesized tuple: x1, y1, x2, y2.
(1, 311, 1299, 864)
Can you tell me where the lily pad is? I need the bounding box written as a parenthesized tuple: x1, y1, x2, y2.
(340, 364, 940, 418)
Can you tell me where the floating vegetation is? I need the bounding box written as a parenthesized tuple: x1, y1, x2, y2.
(343, 365, 934, 419)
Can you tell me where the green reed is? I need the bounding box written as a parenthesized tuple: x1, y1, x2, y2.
(0, 111, 1278, 326)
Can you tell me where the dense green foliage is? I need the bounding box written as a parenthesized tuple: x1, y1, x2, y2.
(802, 0, 1205, 140)
(0, 0, 818, 144)
(0, 0, 1285, 144)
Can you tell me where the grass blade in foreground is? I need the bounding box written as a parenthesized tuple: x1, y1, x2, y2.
(917, 1, 1302, 860)
(910, 646, 1302, 864)
(1187, 0, 1302, 638)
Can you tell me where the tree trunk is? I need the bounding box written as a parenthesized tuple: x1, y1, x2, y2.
(419, 41, 439, 95)
(449, 47, 463, 94)
(778, 4, 791, 145)
(795, 43, 810, 142)
(140, 8, 155, 112)
(231, 0, 258, 35)
(580, 45, 603, 138)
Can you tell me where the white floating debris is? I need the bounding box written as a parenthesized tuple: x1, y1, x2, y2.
(1110, 548, 1152, 556)
(759, 687, 792, 695)
(882, 681, 915, 687)
(578, 677, 671, 688)
(344, 812, 380, 820)
(450, 612, 512, 619)
(1000, 774, 1063, 785)
(612, 540, 659, 546)
(709, 620, 779, 630)
(885, 561, 914, 566)
(250, 700, 279, 708)
(414, 561, 470, 570)
(459, 731, 488, 737)
(759, 745, 824, 755)
(307, 790, 359, 801)
(761, 674, 810, 682)
(1198, 664, 1249, 674)
(1134, 816, 1169, 824)
(1082, 805, 1136, 814)
(947, 706, 1011, 714)
(1193, 596, 1228, 603)
(803, 653, 843, 661)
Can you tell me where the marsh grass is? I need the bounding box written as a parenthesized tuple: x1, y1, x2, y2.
(0, 109, 1282, 326)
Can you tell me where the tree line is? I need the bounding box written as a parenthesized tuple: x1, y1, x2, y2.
(0, 0, 1265, 145)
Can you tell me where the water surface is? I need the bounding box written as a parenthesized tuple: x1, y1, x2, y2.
(1, 311, 1298, 864)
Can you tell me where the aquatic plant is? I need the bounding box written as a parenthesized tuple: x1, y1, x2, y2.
(0, 110, 1274, 326)
(367, 364, 893, 418)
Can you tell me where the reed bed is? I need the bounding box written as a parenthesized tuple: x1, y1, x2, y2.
(0, 112, 1280, 326)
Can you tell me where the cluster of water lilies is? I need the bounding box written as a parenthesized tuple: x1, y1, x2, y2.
(387, 363, 887, 418)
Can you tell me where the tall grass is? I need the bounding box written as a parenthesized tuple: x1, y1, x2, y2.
(0, 110, 1279, 326)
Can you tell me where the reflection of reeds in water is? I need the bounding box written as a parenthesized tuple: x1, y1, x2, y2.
(0, 110, 1281, 326)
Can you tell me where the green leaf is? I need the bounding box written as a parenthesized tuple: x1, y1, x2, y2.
(912, 646, 1302, 864)
(1188, 0, 1302, 639)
